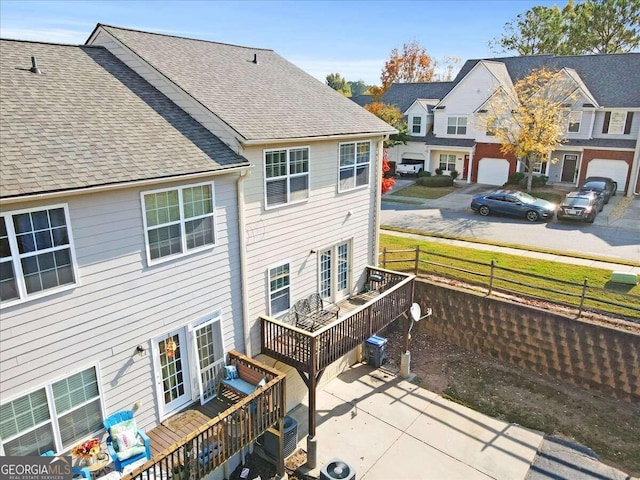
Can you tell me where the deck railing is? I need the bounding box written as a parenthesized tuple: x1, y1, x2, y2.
(261, 266, 415, 372)
(122, 351, 286, 480)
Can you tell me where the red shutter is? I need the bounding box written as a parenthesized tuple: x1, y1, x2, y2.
(624, 112, 633, 134)
(602, 112, 611, 133)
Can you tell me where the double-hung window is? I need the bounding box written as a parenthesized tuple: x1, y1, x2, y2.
(142, 183, 215, 264)
(268, 263, 290, 316)
(0, 366, 103, 455)
(439, 154, 456, 172)
(567, 111, 582, 133)
(602, 111, 633, 135)
(264, 147, 310, 208)
(339, 141, 371, 192)
(412, 116, 422, 134)
(447, 116, 467, 135)
(1, 205, 78, 305)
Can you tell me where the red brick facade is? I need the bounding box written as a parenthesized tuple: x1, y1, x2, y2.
(580, 149, 635, 193)
(472, 143, 518, 183)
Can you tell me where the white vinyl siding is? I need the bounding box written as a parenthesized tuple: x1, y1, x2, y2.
(264, 147, 310, 208)
(339, 141, 371, 192)
(0, 366, 102, 455)
(447, 116, 467, 135)
(269, 263, 290, 316)
(0, 205, 78, 306)
(142, 182, 216, 265)
(567, 111, 582, 133)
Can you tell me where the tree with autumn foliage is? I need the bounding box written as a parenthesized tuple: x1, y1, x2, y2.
(370, 40, 436, 99)
(381, 150, 395, 194)
(479, 67, 578, 192)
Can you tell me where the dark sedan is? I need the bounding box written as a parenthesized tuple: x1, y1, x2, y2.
(556, 191, 604, 223)
(470, 190, 556, 222)
(578, 176, 617, 204)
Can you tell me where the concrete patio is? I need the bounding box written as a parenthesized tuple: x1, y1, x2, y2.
(288, 363, 544, 480)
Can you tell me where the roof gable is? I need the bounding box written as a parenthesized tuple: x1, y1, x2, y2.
(0, 39, 248, 199)
(91, 24, 394, 141)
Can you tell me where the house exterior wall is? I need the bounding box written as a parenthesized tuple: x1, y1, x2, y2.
(472, 143, 518, 183)
(387, 141, 428, 170)
(240, 138, 382, 355)
(592, 110, 639, 140)
(580, 149, 635, 187)
(0, 174, 243, 434)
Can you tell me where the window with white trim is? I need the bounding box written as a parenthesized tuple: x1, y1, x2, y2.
(339, 141, 371, 192)
(447, 116, 467, 135)
(1, 205, 77, 305)
(142, 183, 215, 264)
(567, 111, 582, 133)
(532, 161, 544, 174)
(439, 154, 456, 172)
(411, 116, 422, 134)
(269, 263, 290, 316)
(605, 111, 627, 134)
(0, 366, 103, 456)
(264, 147, 309, 207)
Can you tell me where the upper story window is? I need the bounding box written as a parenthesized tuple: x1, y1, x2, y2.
(603, 111, 633, 135)
(264, 147, 310, 208)
(411, 116, 422, 134)
(0, 366, 103, 455)
(268, 263, 290, 316)
(485, 118, 498, 136)
(567, 111, 582, 133)
(339, 141, 371, 192)
(1, 205, 77, 305)
(142, 183, 215, 265)
(447, 116, 467, 135)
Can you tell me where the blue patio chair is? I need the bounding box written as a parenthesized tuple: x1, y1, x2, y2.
(42, 450, 91, 479)
(103, 410, 151, 472)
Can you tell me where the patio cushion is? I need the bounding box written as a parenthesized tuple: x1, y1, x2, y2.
(110, 419, 144, 460)
(224, 365, 238, 380)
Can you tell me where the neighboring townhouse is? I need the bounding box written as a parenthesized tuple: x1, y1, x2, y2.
(382, 54, 640, 195)
(86, 24, 398, 411)
(0, 38, 253, 462)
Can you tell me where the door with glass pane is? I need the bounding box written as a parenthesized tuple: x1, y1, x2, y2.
(192, 316, 224, 405)
(319, 241, 350, 302)
(154, 329, 191, 416)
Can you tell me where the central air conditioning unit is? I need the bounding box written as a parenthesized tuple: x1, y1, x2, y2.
(320, 458, 355, 480)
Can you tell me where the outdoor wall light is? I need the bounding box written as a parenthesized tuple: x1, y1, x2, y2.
(135, 345, 146, 357)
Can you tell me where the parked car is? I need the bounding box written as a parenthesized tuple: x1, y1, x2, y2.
(578, 176, 617, 204)
(470, 189, 556, 222)
(556, 191, 604, 223)
(395, 159, 425, 176)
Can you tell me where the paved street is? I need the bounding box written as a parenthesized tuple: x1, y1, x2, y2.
(381, 182, 640, 263)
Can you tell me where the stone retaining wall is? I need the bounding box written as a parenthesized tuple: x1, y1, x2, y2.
(414, 279, 639, 402)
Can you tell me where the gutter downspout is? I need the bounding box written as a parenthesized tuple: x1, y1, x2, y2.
(237, 168, 253, 356)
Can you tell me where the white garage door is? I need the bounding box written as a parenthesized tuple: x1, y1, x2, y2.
(477, 158, 510, 186)
(586, 159, 629, 191)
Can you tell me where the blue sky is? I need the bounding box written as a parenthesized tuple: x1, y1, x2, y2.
(0, 0, 561, 85)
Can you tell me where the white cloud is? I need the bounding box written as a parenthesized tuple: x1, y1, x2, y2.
(288, 57, 384, 86)
(0, 27, 88, 44)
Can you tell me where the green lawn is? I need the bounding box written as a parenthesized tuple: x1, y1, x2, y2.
(389, 184, 457, 199)
(379, 234, 640, 319)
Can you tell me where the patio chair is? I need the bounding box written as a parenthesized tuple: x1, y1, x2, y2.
(42, 450, 91, 479)
(103, 410, 151, 472)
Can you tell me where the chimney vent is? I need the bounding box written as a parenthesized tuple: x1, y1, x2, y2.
(30, 56, 42, 74)
(252, 53, 258, 65)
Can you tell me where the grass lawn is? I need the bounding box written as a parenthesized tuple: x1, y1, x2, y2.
(379, 233, 640, 319)
(389, 184, 457, 199)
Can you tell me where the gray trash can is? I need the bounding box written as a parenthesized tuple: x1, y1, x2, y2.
(365, 335, 387, 368)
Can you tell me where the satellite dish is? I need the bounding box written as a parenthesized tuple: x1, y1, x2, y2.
(410, 303, 421, 322)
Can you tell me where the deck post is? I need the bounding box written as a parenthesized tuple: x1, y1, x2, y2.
(307, 336, 318, 469)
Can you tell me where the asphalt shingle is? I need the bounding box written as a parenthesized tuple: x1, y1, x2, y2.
(0, 39, 249, 198)
(96, 25, 395, 141)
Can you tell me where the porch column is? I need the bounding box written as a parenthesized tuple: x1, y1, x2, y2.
(307, 336, 318, 469)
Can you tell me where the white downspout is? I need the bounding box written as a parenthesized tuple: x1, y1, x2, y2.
(237, 168, 253, 356)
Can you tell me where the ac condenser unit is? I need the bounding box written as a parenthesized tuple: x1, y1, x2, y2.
(320, 458, 356, 480)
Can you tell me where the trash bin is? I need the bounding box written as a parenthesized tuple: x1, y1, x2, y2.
(365, 335, 387, 368)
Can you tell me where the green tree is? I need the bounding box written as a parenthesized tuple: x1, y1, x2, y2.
(490, 0, 640, 55)
(326, 73, 351, 96)
(479, 68, 577, 192)
(347, 80, 370, 97)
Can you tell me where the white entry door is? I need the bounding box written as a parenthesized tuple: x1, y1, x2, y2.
(153, 329, 192, 417)
(192, 315, 225, 405)
(319, 241, 351, 302)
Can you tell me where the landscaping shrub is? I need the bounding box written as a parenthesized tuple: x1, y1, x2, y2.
(506, 172, 525, 185)
(435, 168, 443, 175)
(450, 170, 459, 180)
(519, 175, 548, 188)
(417, 175, 454, 187)
(418, 170, 432, 178)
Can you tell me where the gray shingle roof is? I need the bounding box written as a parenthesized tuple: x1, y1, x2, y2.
(350, 94, 373, 107)
(454, 54, 640, 107)
(1, 39, 249, 199)
(381, 82, 455, 113)
(96, 25, 395, 141)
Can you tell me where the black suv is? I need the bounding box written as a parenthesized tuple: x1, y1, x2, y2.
(578, 176, 617, 204)
(557, 191, 604, 223)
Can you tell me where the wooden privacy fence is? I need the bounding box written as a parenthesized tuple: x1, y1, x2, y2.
(380, 246, 640, 322)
